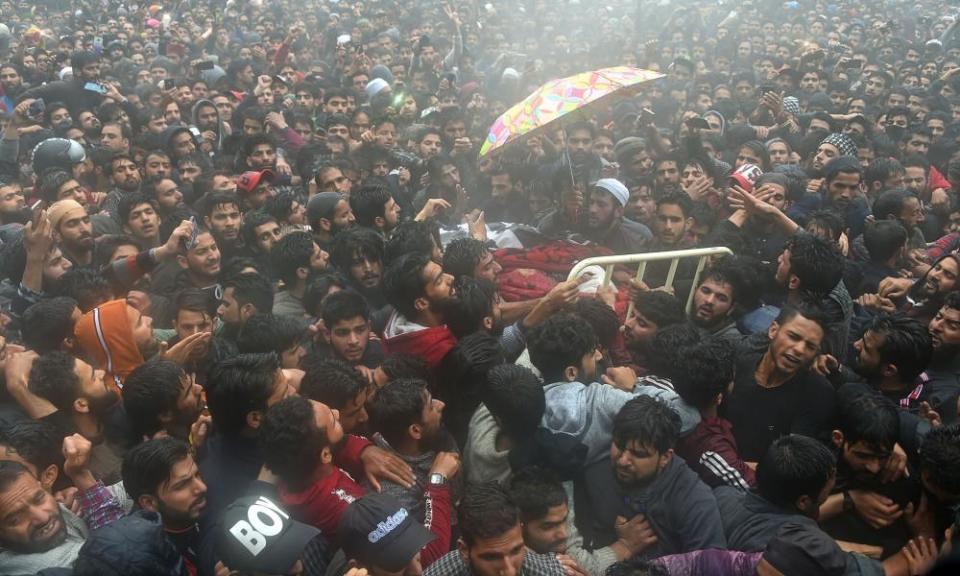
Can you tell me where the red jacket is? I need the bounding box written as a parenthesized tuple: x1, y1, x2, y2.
(382, 312, 457, 371)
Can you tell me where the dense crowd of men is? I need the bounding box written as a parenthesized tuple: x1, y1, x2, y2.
(1, 0, 960, 574)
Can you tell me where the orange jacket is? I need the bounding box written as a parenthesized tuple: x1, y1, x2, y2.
(74, 299, 145, 391)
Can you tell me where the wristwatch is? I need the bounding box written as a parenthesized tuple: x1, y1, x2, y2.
(842, 491, 854, 513)
(429, 473, 448, 486)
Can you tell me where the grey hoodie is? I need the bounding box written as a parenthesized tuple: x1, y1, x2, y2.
(191, 98, 225, 153)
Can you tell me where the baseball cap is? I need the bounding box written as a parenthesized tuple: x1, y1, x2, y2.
(339, 493, 436, 572)
(218, 493, 320, 574)
(729, 163, 763, 193)
(237, 169, 274, 195)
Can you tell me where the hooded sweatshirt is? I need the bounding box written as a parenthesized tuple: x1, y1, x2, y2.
(382, 311, 457, 372)
(74, 299, 145, 391)
(191, 98, 225, 153)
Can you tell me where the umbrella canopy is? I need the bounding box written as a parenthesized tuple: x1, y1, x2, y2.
(479, 66, 665, 158)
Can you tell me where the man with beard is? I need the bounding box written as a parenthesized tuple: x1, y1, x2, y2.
(331, 227, 389, 314)
(924, 292, 960, 416)
(824, 314, 933, 414)
(528, 313, 648, 471)
(365, 378, 462, 523)
(48, 199, 94, 266)
(350, 183, 401, 238)
(382, 253, 458, 372)
(583, 179, 651, 254)
(73, 299, 161, 390)
(190, 99, 225, 155)
(272, 231, 330, 318)
(819, 393, 922, 557)
(170, 229, 222, 302)
(821, 155, 871, 239)
(319, 291, 385, 370)
(94, 153, 144, 235)
(688, 259, 752, 340)
(0, 438, 124, 573)
(875, 254, 960, 324)
(711, 173, 797, 264)
(579, 396, 725, 561)
(122, 359, 204, 441)
(121, 437, 208, 573)
(723, 303, 836, 462)
(218, 272, 274, 341)
(201, 193, 243, 260)
(307, 191, 356, 253)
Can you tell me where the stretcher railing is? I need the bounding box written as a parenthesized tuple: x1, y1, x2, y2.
(567, 246, 734, 316)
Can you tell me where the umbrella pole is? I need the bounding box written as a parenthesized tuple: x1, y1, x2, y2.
(562, 127, 576, 188)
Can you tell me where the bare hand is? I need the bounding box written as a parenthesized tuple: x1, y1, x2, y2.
(159, 330, 213, 364)
(4, 350, 38, 392)
(54, 487, 82, 515)
(878, 277, 913, 299)
(904, 492, 935, 537)
(62, 434, 95, 487)
(190, 412, 212, 450)
(467, 210, 487, 241)
(159, 218, 196, 259)
(811, 354, 839, 376)
(615, 514, 658, 555)
(602, 366, 637, 391)
(415, 198, 452, 221)
(880, 443, 908, 483)
(556, 554, 589, 576)
(850, 490, 903, 528)
(901, 536, 939, 576)
(361, 445, 416, 491)
(918, 401, 942, 428)
(856, 293, 896, 314)
(23, 210, 53, 256)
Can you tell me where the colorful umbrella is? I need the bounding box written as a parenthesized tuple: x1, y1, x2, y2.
(479, 66, 665, 158)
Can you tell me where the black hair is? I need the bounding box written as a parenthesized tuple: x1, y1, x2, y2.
(774, 300, 829, 333)
(0, 420, 63, 476)
(240, 210, 278, 249)
(646, 323, 702, 378)
(37, 168, 76, 203)
(367, 378, 429, 447)
(272, 231, 317, 287)
(121, 437, 192, 502)
(458, 482, 520, 546)
(330, 227, 385, 274)
(93, 235, 140, 267)
(782, 232, 844, 296)
(824, 156, 863, 183)
(919, 425, 960, 497)
(302, 271, 349, 317)
(508, 466, 567, 522)
(656, 190, 693, 217)
(673, 339, 736, 410)
(836, 392, 899, 452)
(383, 252, 432, 320)
(122, 360, 188, 439)
(865, 313, 933, 383)
(872, 188, 917, 222)
(575, 298, 620, 351)
(482, 364, 544, 442)
(864, 158, 905, 192)
(20, 297, 79, 354)
(863, 220, 907, 263)
(237, 314, 305, 359)
(446, 276, 496, 338)
(632, 290, 685, 328)
(264, 190, 302, 225)
(223, 272, 275, 317)
(200, 192, 241, 219)
(756, 435, 836, 511)
(612, 396, 681, 455)
(27, 351, 80, 411)
(527, 313, 598, 383)
(300, 357, 369, 410)
(259, 395, 329, 491)
(205, 353, 280, 437)
(442, 238, 489, 279)
(349, 183, 393, 228)
(0, 461, 32, 493)
(379, 353, 431, 384)
(805, 210, 845, 242)
(385, 221, 440, 263)
(320, 290, 371, 330)
(50, 268, 112, 312)
(175, 287, 216, 318)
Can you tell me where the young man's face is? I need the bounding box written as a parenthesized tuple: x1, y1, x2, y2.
(153, 179, 183, 211)
(838, 439, 891, 482)
(145, 155, 172, 178)
(691, 278, 734, 327)
(124, 202, 159, 241)
(57, 210, 94, 252)
(919, 258, 959, 298)
(522, 502, 569, 554)
(766, 314, 824, 375)
(181, 232, 222, 280)
(205, 203, 242, 242)
(462, 524, 527, 576)
(929, 305, 960, 351)
(147, 455, 207, 527)
(111, 157, 142, 191)
(349, 253, 383, 289)
(253, 220, 282, 253)
(174, 309, 213, 342)
(654, 203, 689, 246)
(328, 315, 371, 364)
(587, 189, 621, 231)
(611, 439, 669, 488)
(0, 184, 25, 216)
(851, 329, 885, 378)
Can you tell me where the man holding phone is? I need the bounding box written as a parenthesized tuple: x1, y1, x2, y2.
(20, 51, 131, 117)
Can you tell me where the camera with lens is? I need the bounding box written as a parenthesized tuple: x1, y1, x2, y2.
(389, 150, 425, 171)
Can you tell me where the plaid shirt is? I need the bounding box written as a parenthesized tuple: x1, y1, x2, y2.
(77, 480, 126, 531)
(424, 549, 564, 576)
